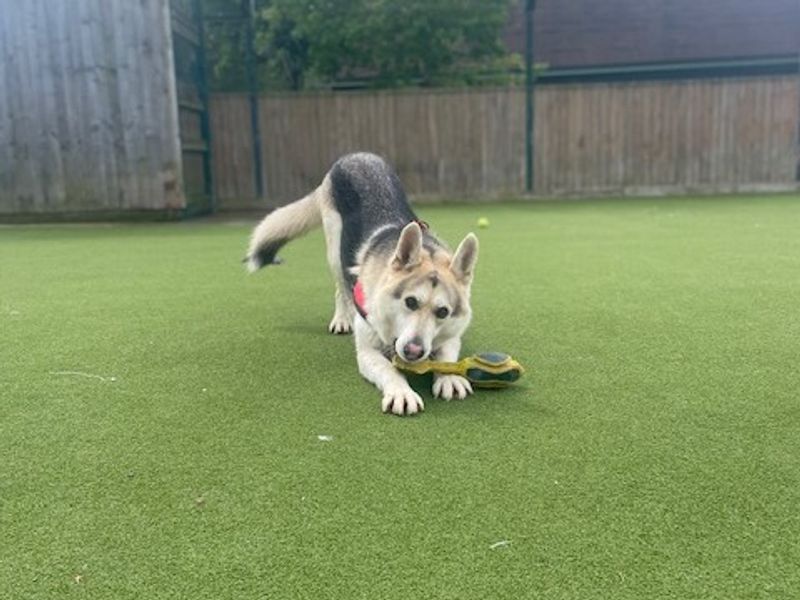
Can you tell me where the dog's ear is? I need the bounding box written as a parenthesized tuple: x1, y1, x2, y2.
(392, 222, 423, 270)
(450, 233, 479, 282)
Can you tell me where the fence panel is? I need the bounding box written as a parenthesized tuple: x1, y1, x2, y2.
(210, 76, 799, 206)
(0, 0, 184, 216)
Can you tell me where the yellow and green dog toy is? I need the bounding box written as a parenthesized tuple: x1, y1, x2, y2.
(393, 351, 524, 388)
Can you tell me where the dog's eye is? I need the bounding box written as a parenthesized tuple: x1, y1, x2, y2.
(435, 307, 449, 319)
(405, 296, 419, 311)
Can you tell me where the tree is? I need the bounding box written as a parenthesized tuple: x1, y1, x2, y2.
(202, 0, 514, 91)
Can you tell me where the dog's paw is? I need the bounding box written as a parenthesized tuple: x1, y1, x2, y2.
(433, 374, 473, 401)
(328, 314, 353, 335)
(381, 385, 424, 416)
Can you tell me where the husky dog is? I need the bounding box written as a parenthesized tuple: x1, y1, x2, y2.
(245, 153, 478, 416)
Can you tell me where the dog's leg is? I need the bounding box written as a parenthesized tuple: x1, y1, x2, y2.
(355, 320, 424, 415)
(320, 193, 355, 334)
(328, 279, 354, 335)
(432, 338, 473, 401)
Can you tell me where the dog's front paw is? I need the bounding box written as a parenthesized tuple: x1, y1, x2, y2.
(381, 385, 424, 416)
(328, 314, 353, 335)
(433, 374, 473, 401)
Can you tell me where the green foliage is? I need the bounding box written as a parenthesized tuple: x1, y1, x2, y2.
(202, 0, 514, 91)
(201, 0, 248, 90)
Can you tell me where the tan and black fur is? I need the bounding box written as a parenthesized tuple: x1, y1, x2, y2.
(245, 153, 478, 415)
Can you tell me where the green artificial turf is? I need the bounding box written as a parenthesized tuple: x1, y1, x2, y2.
(1, 195, 799, 599)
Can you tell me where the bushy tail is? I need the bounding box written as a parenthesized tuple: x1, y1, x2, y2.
(245, 188, 323, 272)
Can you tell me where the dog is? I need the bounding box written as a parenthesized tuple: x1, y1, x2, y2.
(245, 152, 479, 416)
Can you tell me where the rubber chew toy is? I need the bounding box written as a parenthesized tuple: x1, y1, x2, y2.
(393, 352, 524, 388)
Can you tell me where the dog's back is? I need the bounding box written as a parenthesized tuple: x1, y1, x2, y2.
(245, 152, 412, 271)
(329, 153, 447, 289)
(329, 153, 415, 229)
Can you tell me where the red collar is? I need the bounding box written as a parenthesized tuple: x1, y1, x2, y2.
(352, 220, 428, 320)
(353, 280, 368, 319)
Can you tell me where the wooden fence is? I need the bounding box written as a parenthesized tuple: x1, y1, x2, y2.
(211, 76, 799, 207)
(0, 0, 184, 217)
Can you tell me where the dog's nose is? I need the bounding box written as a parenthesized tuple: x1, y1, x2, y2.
(402, 338, 425, 361)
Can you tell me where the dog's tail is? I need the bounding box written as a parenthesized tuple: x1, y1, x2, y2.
(244, 184, 324, 272)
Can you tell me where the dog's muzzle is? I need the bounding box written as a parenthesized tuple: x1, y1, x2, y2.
(401, 337, 426, 362)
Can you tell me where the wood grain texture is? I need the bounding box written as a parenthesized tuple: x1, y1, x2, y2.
(211, 77, 799, 207)
(0, 0, 184, 215)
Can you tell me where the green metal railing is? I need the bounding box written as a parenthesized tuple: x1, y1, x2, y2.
(205, 0, 266, 203)
(524, 0, 536, 193)
(171, 0, 214, 216)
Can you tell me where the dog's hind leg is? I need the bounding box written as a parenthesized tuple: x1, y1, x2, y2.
(319, 182, 355, 334)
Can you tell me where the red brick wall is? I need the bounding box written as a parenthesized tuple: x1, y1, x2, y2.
(505, 0, 800, 67)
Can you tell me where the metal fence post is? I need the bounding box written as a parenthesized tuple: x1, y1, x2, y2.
(194, 0, 214, 211)
(244, 0, 265, 200)
(525, 0, 536, 194)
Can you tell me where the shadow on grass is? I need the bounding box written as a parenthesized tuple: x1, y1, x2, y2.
(397, 372, 549, 420)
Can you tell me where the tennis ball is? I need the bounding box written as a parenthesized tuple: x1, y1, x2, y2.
(477, 217, 490, 228)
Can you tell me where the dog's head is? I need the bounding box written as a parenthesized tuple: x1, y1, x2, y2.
(369, 223, 479, 362)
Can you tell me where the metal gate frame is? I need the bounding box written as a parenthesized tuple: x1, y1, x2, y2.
(171, 0, 214, 216)
(204, 0, 266, 202)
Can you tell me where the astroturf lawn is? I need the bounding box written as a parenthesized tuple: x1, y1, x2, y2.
(1, 195, 799, 599)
